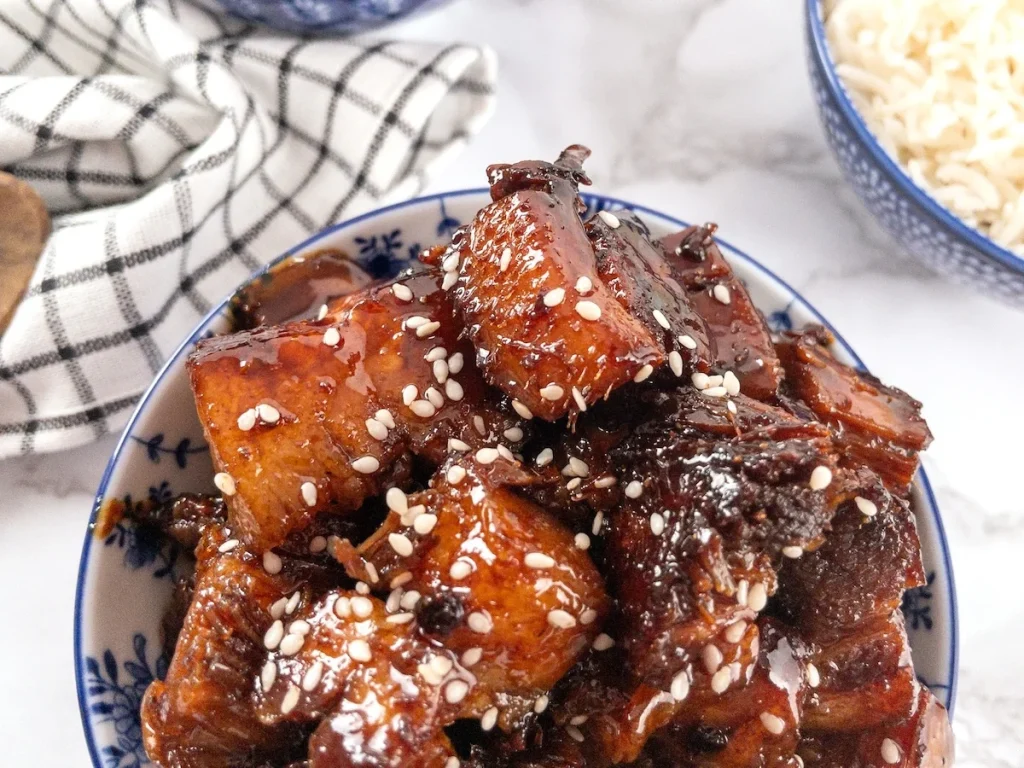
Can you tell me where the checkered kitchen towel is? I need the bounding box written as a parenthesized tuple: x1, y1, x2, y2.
(0, 0, 496, 458)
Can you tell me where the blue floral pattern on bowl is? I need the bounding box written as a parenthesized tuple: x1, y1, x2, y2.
(804, 0, 1024, 306)
(212, 0, 450, 34)
(75, 190, 959, 766)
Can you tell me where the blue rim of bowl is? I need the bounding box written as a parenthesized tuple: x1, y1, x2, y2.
(74, 188, 959, 766)
(806, 0, 1024, 278)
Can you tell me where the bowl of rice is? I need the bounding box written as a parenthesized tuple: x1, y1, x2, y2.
(805, 0, 1024, 305)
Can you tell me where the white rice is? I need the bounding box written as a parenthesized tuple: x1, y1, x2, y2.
(825, 0, 1024, 255)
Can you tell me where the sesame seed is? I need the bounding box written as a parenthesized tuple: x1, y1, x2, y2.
(386, 487, 408, 515)
(365, 416, 389, 441)
(213, 472, 236, 497)
(450, 559, 473, 580)
(592, 511, 604, 535)
(481, 707, 499, 731)
(633, 364, 654, 383)
(760, 712, 786, 735)
(653, 309, 670, 330)
(475, 447, 499, 465)
(356, 581, 370, 595)
(392, 283, 413, 302)
(417, 321, 441, 338)
(575, 276, 593, 293)
(445, 680, 469, 704)
(446, 758, 460, 768)
(650, 513, 665, 535)
(723, 371, 741, 396)
(566, 725, 585, 743)
(433, 360, 449, 384)
(323, 327, 341, 347)
(503, 426, 524, 442)
(264, 620, 284, 650)
(499, 247, 512, 272)
(525, 552, 555, 569)
(570, 714, 588, 725)
(593, 633, 615, 651)
(462, 647, 483, 667)
(512, 399, 534, 419)
(594, 475, 617, 488)
(691, 372, 710, 389)
(237, 408, 257, 431)
(566, 477, 582, 491)
(725, 620, 747, 643)
(366, 562, 379, 584)
(406, 316, 429, 329)
(425, 346, 447, 363)
(535, 448, 554, 467)
(442, 251, 460, 272)
(334, 596, 351, 618)
(533, 695, 549, 713)
(446, 466, 467, 485)
(543, 288, 565, 307)
(270, 597, 288, 619)
(671, 669, 690, 701)
(280, 685, 300, 715)
(881, 738, 900, 764)
(279, 633, 304, 656)
(468, 612, 493, 633)
(419, 663, 442, 685)
(678, 334, 697, 350)
(669, 351, 683, 377)
(257, 403, 280, 424)
(569, 457, 590, 477)
(540, 383, 564, 401)
(710, 667, 732, 693)
(290, 621, 310, 635)
(748, 582, 768, 612)
(351, 596, 373, 618)
(295, 481, 316, 508)
(547, 609, 577, 629)
(374, 408, 396, 429)
(389, 533, 414, 557)
(302, 660, 324, 692)
(448, 438, 471, 452)
(575, 533, 591, 550)
(424, 387, 444, 408)
(727, 400, 738, 414)
(736, 580, 749, 607)
(317, 304, 328, 320)
(391, 572, 413, 589)
(387, 612, 415, 624)
(809, 466, 833, 490)
(348, 639, 372, 662)
(309, 535, 327, 554)
(219, 538, 239, 553)
(782, 545, 804, 559)
(402, 385, 418, 406)
(445, 379, 464, 402)
(575, 300, 602, 321)
(625, 480, 643, 499)
(473, 416, 487, 435)
(855, 496, 878, 516)
(351, 456, 380, 474)
(448, 352, 464, 374)
(263, 550, 283, 574)
(401, 590, 421, 610)
(806, 663, 820, 688)
(598, 210, 620, 228)
(261, 660, 277, 692)
(410, 400, 437, 418)
(702, 644, 723, 673)
(713, 284, 731, 304)
(580, 609, 598, 625)
(442, 271, 458, 290)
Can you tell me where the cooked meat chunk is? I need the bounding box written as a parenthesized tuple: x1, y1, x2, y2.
(129, 493, 226, 550)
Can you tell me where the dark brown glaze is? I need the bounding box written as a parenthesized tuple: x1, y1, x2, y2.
(129, 493, 227, 550)
(452, 146, 662, 421)
(660, 225, 783, 400)
(776, 327, 933, 494)
(231, 249, 374, 329)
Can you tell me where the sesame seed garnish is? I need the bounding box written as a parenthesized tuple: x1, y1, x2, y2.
(450, 559, 473, 580)
(598, 210, 620, 228)
(260, 660, 277, 692)
(417, 321, 441, 338)
(533, 695, 549, 713)
(433, 359, 449, 384)
(419, 663, 442, 685)
(296, 481, 317, 507)
(668, 351, 683, 377)
(593, 633, 615, 651)
(308, 535, 327, 554)
(401, 590, 421, 610)
(334, 596, 351, 618)
(301, 660, 324, 692)
(425, 347, 447, 363)
(880, 738, 900, 764)
(432, 656, 454, 675)
(748, 582, 768, 612)
(782, 545, 804, 559)
(691, 372, 710, 389)
(289, 620, 311, 636)
(442, 271, 458, 290)
(575, 300, 601, 321)
(535, 448, 553, 467)
(237, 408, 257, 431)
(481, 707, 499, 731)
(263, 620, 284, 650)
(406, 316, 429, 329)
(448, 438, 471, 452)
(503, 426, 524, 442)
(678, 334, 697, 350)
(219, 538, 239, 553)
(759, 712, 786, 735)
(653, 309, 670, 330)
(725, 620, 747, 643)
(462, 647, 483, 666)
(446, 466, 467, 485)
(285, 590, 302, 615)
(569, 457, 590, 476)
(386, 487, 408, 515)
(445, 680, 469, 704)
(703, 386, 728, 397)
(497, 444, 515, 462)
(571, 716, 588, 726)
(410, 400, 436, 418)
(473, 415, 487, 435)
(713, 284, 731, 304)
(727, 400, 738, 414)
(263, 550, 283, 574)
(389, 533, 414, 557)
(543, 288, 565, 307)
(575, 533, 591, 550)
(512, 399, 534, 419)
(366, 562, 379, 584)
(356, 581, 370, 595)
(566, 725, 585, 743)
(575, 276, 593, 293)
(670, 669, 690, 701)
(723, 371, 741, 396)
(351, 596, 373, 618)
(257, 403, 280, 424)
(592, 511, 604, 535)
(365, 417, 389, 441)
(424, 387, 444, 408)
(279, 633, 304, 656)
(736, 580, 749, 607)
(446, 758, 460, 768)
(444, 379, 464, 402)
(375, 409, 396, 429)
(402, 385, 418, 406)
(580, 609, 598, 625)
(317, 304, 328, 321)
(710, 667, 732, 693)
(322, 327, 341, 347)
(594, 475, 617, 488)
(442, 251, 460, 272)
(348, 639, 372, 662)
(351, 456, 380, 474)
(625, 480, 643, 499)
(809, 466, 833, 490)
(391, 572, 413, 589)
(540, 383, 564, 401)
(499, 247, 512, 272)
(270, 597, 288, 619)
(476, 447, 499, 465)
(448, 352, 464, 374)
(213, 472, 236, 496)
(650, 513, 665, 535)
(525, 552, 555, 569)
(633, 364, 654, 383)
(855, 496, 878, 516)
(467, 611, 493, 633)
(806, 663, 820, 688)
(702, 644, 723, 674)
(386, 587, 402, 612)
(280, 684, 300, 715)
(387, 612, 415, 624)
(547, 609, 577, 629)
(392, 283, 413, 302)
(567, 477, 582, 491)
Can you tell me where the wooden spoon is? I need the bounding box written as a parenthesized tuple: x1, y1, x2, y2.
(0, 171, 50, 337)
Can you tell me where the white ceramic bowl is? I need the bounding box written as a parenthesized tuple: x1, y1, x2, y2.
(75, 190, 959, 766)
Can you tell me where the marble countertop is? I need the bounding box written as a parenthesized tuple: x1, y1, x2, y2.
(1, 0, 1020, 765)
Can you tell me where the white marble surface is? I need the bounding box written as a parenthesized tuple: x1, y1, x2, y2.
(1, 0, 1021, 765)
